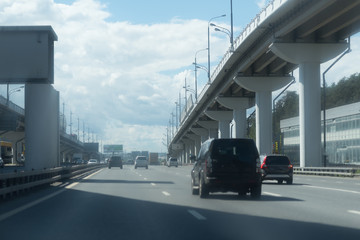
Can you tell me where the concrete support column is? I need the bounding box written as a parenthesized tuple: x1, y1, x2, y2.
(182, 138, 193, 164)
(300, 62, 321, 167)
(191, 127, 209, 144)
(233, 109, 246, 138)
(256, 91, 272, 155)
(187, 133, 201, 157)
(25, 84, 60, 170)
(270, 42, 348, 167)
(205, 111, 233, 138)
(235, 76, 292, 155)
(217, 97, 255, 138)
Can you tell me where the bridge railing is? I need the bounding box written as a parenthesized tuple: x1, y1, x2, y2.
(210, 0, 283, 86)
(172, 0, 285, 144)
(0, 164, 104, 199)
(0, 95, 25, 115)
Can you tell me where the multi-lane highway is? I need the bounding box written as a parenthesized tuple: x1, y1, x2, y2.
(1, 165, 359, 240)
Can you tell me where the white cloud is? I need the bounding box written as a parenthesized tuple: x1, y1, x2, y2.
(2, 0, 358, 153)
(0, 0, 231, 152)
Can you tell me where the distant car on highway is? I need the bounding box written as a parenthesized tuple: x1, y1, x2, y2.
(135, 156, 148, 169)
(167, 157, 178, 167)
(191, 138, 262, 199)
(88, 159, 98, 164)
(108, 156, 123, 169)
(126, 160, 134, 165)
(260, 154, 293, 184)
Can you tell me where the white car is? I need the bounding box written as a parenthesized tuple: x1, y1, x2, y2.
(88, 159, 98, 164)
(167, 157, 178, 167)
(135, 156, 148, 169)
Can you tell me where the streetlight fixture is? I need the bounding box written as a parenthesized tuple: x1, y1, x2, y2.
(7, 85, 24, 105)
(208, 14, 226, 84)
(211, 23, 231, 39)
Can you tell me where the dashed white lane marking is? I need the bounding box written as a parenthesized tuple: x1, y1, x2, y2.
(263, 192, 282, 197)
(348, 210, 360, 216)
(151, 183, 156, 186)
(162, 191, 171, 196)
(188, 210, 206, 220)
(305, 185, 360, 194)
(144, 178, 148, 180)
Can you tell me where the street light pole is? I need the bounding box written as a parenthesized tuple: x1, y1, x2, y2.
(194, 48, 208, 102)
(208, 14, 226, 84)
(184, 77, 188, 112)
(230, 0, 234, 50)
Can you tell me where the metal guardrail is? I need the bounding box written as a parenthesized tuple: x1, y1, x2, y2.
(0, 164, 104, 199)
(294, 167, 358, 177)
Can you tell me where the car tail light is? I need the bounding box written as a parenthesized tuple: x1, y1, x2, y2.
(205, 157, 212, 174)
(261, 162, 267, 169)
(288, 164, 293, 169)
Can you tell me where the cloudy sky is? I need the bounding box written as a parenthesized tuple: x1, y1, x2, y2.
(0, 0, 359, 153)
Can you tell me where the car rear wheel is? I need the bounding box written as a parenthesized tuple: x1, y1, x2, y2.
(199, 177, 209, 198)
(191, 178, 199, 195)
(250, 184, 261, 199)
(277, 180, 283, 184)
(286, 178, 293, 184)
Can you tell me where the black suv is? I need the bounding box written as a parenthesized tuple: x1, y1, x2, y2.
(191, 138, 262, 199)
(260, 154, 293, 184)
(108, 156, 123, 169)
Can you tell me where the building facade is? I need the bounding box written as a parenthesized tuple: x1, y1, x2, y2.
(280, 102, 360, 166)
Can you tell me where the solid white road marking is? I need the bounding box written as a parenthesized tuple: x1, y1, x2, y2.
(151, 183, 156, 186)
(263, 192, 282, 197)
(188, 210, 206, 220)
(348, 210, 360, 216)
(305, 185, 360, 194)
(0, 168, 103, 222)
(162, 191, 171, 196)
(144, 178, 148, 180)
(0, 189, 66, 222)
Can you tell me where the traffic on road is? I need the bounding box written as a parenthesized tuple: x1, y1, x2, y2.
(0, 165, 359, 240)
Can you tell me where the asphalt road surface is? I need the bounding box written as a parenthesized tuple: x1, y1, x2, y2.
(1, 165, 360, 240)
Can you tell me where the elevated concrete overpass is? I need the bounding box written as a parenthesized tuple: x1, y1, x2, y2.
(0, 94, 86, 167)
(169, 0, 360, 167)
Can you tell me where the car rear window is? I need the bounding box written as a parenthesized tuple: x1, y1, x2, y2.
(211, 139, 258, 161)
(170, 158, 177, 162)
(137, 156, 146, 160)
(265, 156, 290, 165)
